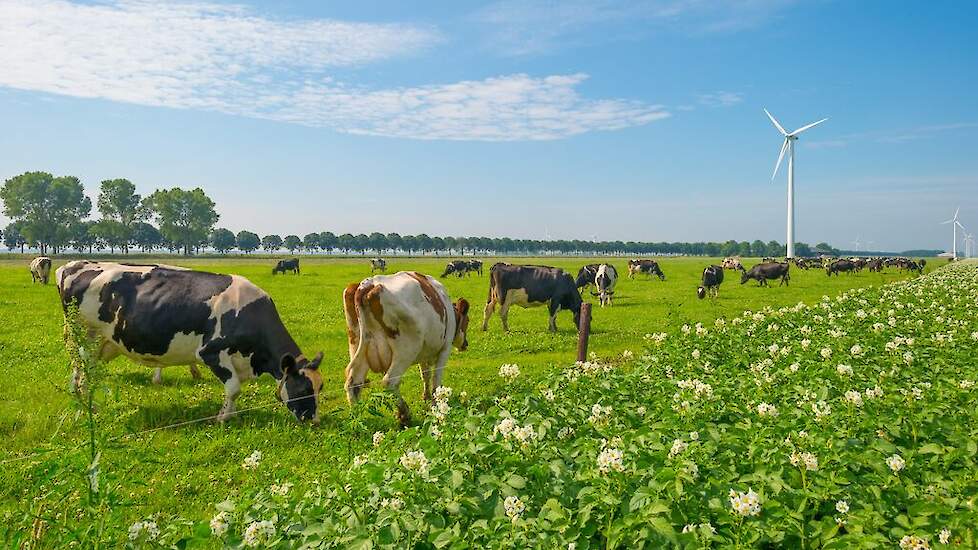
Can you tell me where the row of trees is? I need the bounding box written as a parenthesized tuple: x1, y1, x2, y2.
(2, 171, 842, 257)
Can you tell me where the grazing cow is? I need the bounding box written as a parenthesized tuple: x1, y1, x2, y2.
(591, 264, 618, 307)
(627, 259, 666, 280)
(740, 262, 790, 286)
(826, 259, 857, 276)
(762, 257, 777, 263)
(697, 265, 724, 299)
(467, 259, 484, 276)
(482, 263, 582, 332)
(30, 256, 52, 284)
(56, 261, 324, 423)
(272, 258, 300, 275)
(867, 258, 884, 272)
(575, 263, 601, 291)
(342, 271, 469, 426)
(441, 260, 470, 278)
(721, 257, 744, 271)
(370, 258, 387, 273)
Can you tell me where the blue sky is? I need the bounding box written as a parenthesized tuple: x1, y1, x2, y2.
(1, 0, 976, 252)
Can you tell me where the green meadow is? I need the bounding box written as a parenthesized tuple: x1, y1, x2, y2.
(0, 255, 936, 546)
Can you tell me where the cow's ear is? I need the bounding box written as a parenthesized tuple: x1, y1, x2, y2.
(307, 352, 323, 370)
(281, 353, 297, 374)
(456, 298, 470, 316)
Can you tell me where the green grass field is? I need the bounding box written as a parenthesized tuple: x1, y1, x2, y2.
(0, 255, 937, 546)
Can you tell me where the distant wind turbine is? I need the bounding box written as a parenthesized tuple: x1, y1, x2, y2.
(940, 208, 961, 259)
(765, 109, 828, 258)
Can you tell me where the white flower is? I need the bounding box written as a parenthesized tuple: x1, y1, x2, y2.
(128, 520, 160, 542)
(789, 362, 800, 372)
(757, 402, 779, 417)
(495, 417, 517, 438)
(503, 495, 526, 523)
(429, 424, 442, 439)
(939, 527, 951, 544)
(433, 386, 453, 402)
(691, 349, 701, 360)
(542, 388, 556, 401)
(835, 500, 849, 514)
(597, 447, 625, 474)
(622, 349, 634, 359)
(850, 344, 864, 356)
(399, 450, 430, 478)
(820, 347, 833, 359)
(811, 400, 832, 421)
(669, 438, 688, 458)
(243, 520, 275, 547)
(903, 351, 914, 365)
(960, 380, 975, 389)
(588, 403, 612, 425)
(242, 450, 262, 470)
(899, 535, 931, 550)
(789, 451, 819, 471)
(837, 364, 853, 376)
(269, 482, 292, 496)
(381, 497, 404, 510)
(210, 511, 230, 537)
(498, 363, 521, 381)
(352, 454, 368, 467)
(845, 390, 864, 407)
(557, 426, 575, 439)
(689, 431, 699, 441)
(636, 406, 647, 416)
(373, 431, 385, 447)
(887, 454, 906, 473)
(728, 488, 761, 517)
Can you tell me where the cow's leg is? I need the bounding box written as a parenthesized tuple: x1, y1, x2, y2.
(217, 375, 241, 423)
(482, 299, 497, 331)
(418, 362, 434, 401)
(152, 368, 163, 385)
(344, 356, 369, 405)
(432, 347, 450, 393)
(499, 301, 512, 332)
(548, 302, 561, 332)
(384, 349, 419, 427)
(189, 365, 202, 379)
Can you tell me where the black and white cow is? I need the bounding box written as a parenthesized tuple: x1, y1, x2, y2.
(740, 262, 790, 286)
(575, 263, 601, 291)
(697, 265, 724, 299)
(272, 258, 300, 275)
(56, 261, 324, 423)
(441, 260, 470, 278)
(482, 263, 582, 332)
(30, 256, 52, 284)
(826, 259, 857, 276)
(591, 264, 618, 307)
(627, 259, 666, 280)
(370, 258, 387, 273)
(467, 259, 484, 276)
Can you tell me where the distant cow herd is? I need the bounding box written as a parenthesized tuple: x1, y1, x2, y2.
(28, 252, 927, 426)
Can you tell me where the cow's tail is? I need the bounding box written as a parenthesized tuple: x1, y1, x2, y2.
(342, 283, 367, 361)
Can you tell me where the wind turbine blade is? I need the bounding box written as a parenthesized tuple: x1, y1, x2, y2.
(940, 220, 953, 224)
(764, 108, 788, 135)
(790, 118, 829, 136)
(956, 221, 966, 230)
(772, 138, 789, 180)
(953, 207, 960, 220)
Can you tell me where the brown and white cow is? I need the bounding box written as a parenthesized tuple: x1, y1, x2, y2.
(343, 271, 469, 426)
(720, 257, 744, 271)
(30, 256, 52, 284)
(56, 261, 323, 423)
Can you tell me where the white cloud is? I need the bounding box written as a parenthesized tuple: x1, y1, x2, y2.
(697, 91, 743, 107)
(0, 0, 669, 140)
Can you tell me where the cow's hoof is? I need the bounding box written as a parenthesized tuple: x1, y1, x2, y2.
(189, 365, 202, 379)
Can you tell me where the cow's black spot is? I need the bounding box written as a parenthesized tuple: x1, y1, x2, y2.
(96, 268, 232, 356)
(283, 373, 316, 420)
(61, 268, 103, 310)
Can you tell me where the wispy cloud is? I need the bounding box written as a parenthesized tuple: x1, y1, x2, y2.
(472, 0, 796, 56)
(0, 0, 668, 140)
(806, 122, 978, 149)
(697, 91, 743, 107)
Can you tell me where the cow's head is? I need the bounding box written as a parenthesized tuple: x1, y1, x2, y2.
(740, 271, 751, 284)
(697, 286, 707, 299)
(277, 352, 324, 424)
(441, 264, 456, 278)
(653, 264, 666, 280)
(453, 298, 470, 351)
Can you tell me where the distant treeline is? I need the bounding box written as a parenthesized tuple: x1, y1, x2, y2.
(2, 171, 924, 258)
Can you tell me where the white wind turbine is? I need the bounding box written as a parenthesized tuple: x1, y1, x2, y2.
(940, 208, 961, 259)
(765, 109, 828, 258)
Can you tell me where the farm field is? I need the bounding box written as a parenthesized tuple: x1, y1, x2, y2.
(0, 255, 960, 548)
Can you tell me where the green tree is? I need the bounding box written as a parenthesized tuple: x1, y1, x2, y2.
(320, 232, 337, 254)
(1, 171, 92, 254)
(262, 234, 283, 252)
(368, 232, 388, 254)
(284, 235, 301, 253)
(814, 242, 835, 256)
(96, 179, 144, 253)
(210, 228, 236, 254)
(302, 233, 320, 253)
(131, 222, 162, 252)
(386, 232, 402, 254)
(143, 187, 218, 255)
(236, 231, 260, 253)
(69, 221, 97, 253)
(4, 221, 26, 252)
(338, 233, 355, 254)
(91, 219, 128, 253)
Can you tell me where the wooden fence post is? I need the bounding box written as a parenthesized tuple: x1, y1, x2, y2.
(576, 302, 592, 363)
